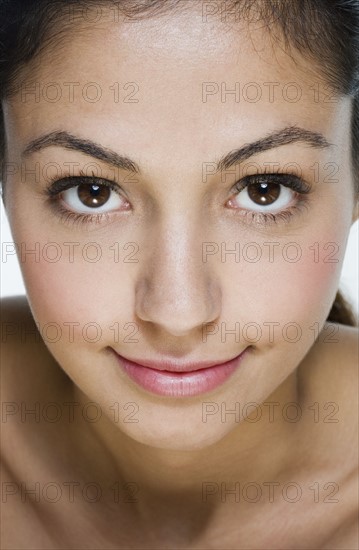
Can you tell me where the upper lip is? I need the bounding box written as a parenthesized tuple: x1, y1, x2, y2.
(112, 349, 247, 373)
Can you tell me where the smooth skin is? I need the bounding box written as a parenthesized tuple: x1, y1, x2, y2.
(1, 5, 358, 549)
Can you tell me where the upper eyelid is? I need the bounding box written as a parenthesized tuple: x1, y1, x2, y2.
(46, 171, 311, 199)
(46, 174, 124, 196)
(234, 173, 312, 192)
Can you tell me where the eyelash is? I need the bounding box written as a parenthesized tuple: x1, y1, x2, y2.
(43, 170, 312, 228)
(43, 170, 125, 228)
(231, 172, 311, 226)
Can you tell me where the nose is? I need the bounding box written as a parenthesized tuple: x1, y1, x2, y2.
(134, 218, 221, 337)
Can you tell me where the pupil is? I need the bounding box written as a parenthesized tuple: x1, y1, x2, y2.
(248, 181, 281, 205)
(91, 184, 100, 196)
(78, 183, 111, 208)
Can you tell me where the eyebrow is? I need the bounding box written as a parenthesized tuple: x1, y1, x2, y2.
(22, 125, 332, 174)
(22, 130, 140, 173)
(216, 126, 332, 171)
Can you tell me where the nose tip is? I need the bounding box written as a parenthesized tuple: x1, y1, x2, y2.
(135, 276, 221, 337)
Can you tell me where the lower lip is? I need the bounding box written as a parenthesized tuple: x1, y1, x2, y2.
(115, 351, 248, 398)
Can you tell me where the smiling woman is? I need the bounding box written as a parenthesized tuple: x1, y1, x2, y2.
(0, 0, 358, 549)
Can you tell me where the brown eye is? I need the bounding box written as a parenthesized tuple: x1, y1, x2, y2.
(59, 180, 126, 214)
(77, 183, 111, 208)
(247, 181, 281, 206)
(231, 176, 296, 213)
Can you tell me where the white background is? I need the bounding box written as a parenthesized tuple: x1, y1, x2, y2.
(1, 200, 358, 316)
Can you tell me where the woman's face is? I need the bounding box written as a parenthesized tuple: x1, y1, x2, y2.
(2, 6, 356, 450)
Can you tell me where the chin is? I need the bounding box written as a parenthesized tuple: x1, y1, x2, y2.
(117, 412, 234, 452)
(130, 432, 226, 452)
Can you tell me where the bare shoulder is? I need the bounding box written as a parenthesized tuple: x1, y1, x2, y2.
(299, 322, 358, 548)
(322, 322, 358, 408)
(316, 321, 358, 366)
(1, 295, 39, 397)
(1, 294, 68, 393)
(1, 296, 55, 398)
(1, 295, 71, 459)
(321, 509, 359, 549)
(303, 321, 358, 451)
(1, 294, 37, 342)
(1, 294, 43, 357)
(1, 455, 56, 550)
(0, 298, 75, 548)
(303, 321, 358, 406)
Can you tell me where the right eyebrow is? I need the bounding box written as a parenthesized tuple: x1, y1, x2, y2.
(22, 130, 141, 174)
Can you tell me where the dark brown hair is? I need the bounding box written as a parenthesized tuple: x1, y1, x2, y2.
(0, 0, 358, 326)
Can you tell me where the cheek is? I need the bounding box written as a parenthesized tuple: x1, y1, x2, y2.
(290, 225, 351, 323)
(276, 255, 340, 324)
(222, 233, 346, 333)
(19, 248, 135, 345)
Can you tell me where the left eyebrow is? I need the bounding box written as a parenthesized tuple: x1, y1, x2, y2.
(215, 125, 333, 171)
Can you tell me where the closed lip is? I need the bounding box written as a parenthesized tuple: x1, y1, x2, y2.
(111, 349, 248, 373)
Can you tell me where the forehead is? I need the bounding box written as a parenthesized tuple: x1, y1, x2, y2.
(3, 5, 351, 172)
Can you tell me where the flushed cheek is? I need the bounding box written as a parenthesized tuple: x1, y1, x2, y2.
(20, 253, 136, 353)
(281, 257, 341, 325)
(221, 238, 345, 343)
(294, 225, 351, 323)
(288, 255, 341, 323)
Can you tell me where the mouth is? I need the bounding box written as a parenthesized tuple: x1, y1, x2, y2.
(112, 349, 249, 397)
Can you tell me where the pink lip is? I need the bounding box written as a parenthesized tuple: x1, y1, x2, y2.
(113, 349, 249, 397)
